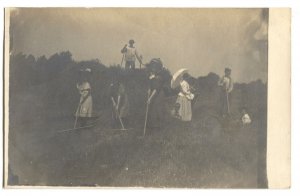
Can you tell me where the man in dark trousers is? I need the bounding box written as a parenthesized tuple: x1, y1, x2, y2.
(121, 39, 143, 69)
(218, 68, 234, 118)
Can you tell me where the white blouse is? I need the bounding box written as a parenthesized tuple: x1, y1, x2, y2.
(179, 80, 194, 100)
(125, 46, 139, 62)
(218, 76, 234, 93)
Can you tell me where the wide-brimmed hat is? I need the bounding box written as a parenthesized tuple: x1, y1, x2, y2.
(171, 68, 188, 89)
(145, 58, 163, 73)
(146, 58, 163, 70)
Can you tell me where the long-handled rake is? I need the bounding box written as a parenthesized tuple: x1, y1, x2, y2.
(111, 98, 126, 130)
(73, 102, 81, 129)
(120, 54, 125, 67)
(143, 94, 150, 137)
(58, 123, 96, 133)
(226, 91, 231, 115)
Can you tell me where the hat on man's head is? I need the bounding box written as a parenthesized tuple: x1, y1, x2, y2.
(225, 67, 231, 73)
(129, 39, 135, 44)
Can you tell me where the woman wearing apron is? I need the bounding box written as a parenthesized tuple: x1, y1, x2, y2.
(75, 69, 93, 127)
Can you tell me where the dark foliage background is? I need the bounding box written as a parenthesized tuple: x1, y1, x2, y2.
(8, 51, 267, 187)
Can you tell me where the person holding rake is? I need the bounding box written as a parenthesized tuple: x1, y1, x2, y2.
(109, 75, 130, 130)
(218, 67, 234, 119)
(74, 68, 93, 128)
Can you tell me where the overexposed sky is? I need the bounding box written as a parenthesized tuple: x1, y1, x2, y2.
(9, 8, 268, 83)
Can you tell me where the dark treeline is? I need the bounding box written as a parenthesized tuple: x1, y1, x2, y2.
(9, 51, 103, 90)
(9, 51, 267, 123)
(9, 51, 172, 124)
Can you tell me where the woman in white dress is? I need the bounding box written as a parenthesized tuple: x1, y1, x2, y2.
(176, 73, 194, 122)
(75, 69, 93, 127)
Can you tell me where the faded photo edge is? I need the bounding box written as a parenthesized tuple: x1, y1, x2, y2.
(3, 7, 291, 189)
(267, 8, 291, 189)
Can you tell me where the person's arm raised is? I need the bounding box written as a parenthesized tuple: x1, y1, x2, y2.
(121, 44, 127, 53)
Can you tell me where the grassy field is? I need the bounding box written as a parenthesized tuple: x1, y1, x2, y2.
(8, 79, 267, 188)
(7, 54, 267, 187)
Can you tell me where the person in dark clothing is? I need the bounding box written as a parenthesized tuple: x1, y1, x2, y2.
(146, 58, 165, 130)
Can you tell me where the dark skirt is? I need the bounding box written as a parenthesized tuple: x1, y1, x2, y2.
(148, 91, 165, 129)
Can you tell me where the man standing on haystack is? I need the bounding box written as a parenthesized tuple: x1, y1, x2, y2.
(121, 39, 143, 69)
(218, 68, 234, 118)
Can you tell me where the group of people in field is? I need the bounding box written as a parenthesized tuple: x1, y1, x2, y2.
(74, 39, 251, 131)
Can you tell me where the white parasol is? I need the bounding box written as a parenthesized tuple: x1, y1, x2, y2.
(171, 68, 188, 89)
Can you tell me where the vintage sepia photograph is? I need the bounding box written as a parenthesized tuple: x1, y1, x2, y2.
(3, 8, 284, 188)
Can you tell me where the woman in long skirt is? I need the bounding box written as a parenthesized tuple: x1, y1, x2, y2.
(146, 58, 165, 130)
(76, 69, 93, 127)
(176, 73, 194, 122)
